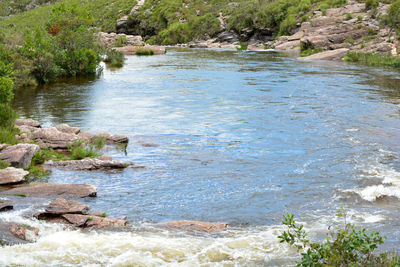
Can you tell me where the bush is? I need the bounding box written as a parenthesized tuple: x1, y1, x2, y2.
(135, 48, 155, 56)
(0, 77, 13, 103)
(344, 52, 400, 68)
(68, 140, 102, 160)
(365, 0, 379, 10)
(104, 49, 125, 67)
(278, 208, 400, 266)
(114, 35, 127, 47)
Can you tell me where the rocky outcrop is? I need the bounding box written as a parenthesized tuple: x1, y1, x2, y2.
(271, 1, 398, 60)
(166, 220, 228, 233)
(0, 144, 40, 169)
(114, 45, 166, 55)
(1, 183, 97, 198)
(0, 167, 29, 185)
(98, 32, 144, 49)
(46, 158, 130, 171)
(31, 127, 79, 151)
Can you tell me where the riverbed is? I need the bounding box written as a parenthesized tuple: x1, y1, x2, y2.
(4, 48, 400, 266)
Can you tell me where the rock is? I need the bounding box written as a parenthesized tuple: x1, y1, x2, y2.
(310, 17, 341, 27)
(130, 0, 145, 14)
(15, 119, 41, 128)
(31, 127, 79, 151)
(61, 214, 128, 229)
(78, 131, 94, 141)
(9, 224, 39, 241)
(15, 125, 37, 133)
(300, 48, 349, 61)
(46, 158, 129, 171)
(0, 201, 13, 212)
(0, 224, 29, 245)
(55, 124, 80, 135)
(89, 211, 106, 217)
(166, 220, 228, 233)
(275, 40, 301, 50)
(138, 141, 159, 147)
(114, 45, 166, 55)
(215, 31, 240, 44)
(44, 198, 90, 215)
(0, 144, 40, 169)
(109, 134, 129, 144)
(98, 32, 144, 49)
(0, 167, 29, 185)
(188, 40, 209, 48)
(1, 183, 97, 198)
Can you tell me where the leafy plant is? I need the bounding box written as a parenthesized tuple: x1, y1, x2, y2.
(104, 49, 125, 67)
(278, 207, 400, 266)
(68, 140, 102, 160)
(114, 35, 128, 47)
(135, 48, 155, 56)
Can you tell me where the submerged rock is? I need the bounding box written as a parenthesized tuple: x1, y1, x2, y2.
(46, 158, 129, 171)
(0, 144, 40, 169)
(1, 183, 97, 198)
(9, 224, 39, 241)
(166, 220, 228, 233)
(0, 167, 29, 185)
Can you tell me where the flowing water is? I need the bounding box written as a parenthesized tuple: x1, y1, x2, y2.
(3, 48, 400, 266)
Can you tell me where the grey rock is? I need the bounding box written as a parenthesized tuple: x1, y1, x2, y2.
(31, 127, 79, 150)
(15, 119, 41, 128)
(46, 158, 129, 171)
(0, 144, 40, 169)
(45, 198, 90, 215)
(0, 167, 29, 185)
(55, 124, 81, 135)
(1, 183, 97, 198)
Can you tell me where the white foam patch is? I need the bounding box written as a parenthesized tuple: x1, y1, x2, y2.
(0, 223, 298, 266)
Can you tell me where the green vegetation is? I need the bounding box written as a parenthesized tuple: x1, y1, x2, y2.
(135, 48, 155, 56)
(101, 212, 107, 218)
(7, 193, 27, 197)
(68, 140, 103, 160)
(114, 36, 128, 47)
(278, 207, 400, 266)
(344, 52, 400, 68)
(0, 160, 10, 169)
(26, 165, 49, 182)
(300, 47, 323, 57)
(104, 49, 125, 67)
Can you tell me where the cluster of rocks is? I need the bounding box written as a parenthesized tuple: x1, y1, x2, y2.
(98, 32, 144, 49)
(35, 198, 128, 230)
(271, 1, 399, 60)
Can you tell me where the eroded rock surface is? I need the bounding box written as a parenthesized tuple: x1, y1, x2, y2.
(46, 158, 129, 171)
(0, 167, 29, 185)
(31, 127, 79, 150)
(1, 183, 97, 198)
(0, 144, 40, 169)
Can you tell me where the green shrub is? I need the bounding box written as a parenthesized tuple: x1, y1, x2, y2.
(344, 52, 400, 68)
(68, 140, 102, 160)
(32, 148, 68, 165)
(278, 208, 400, 266)
(26, 165, 49, 182)
(0, 77, 13, 103)
(135, 48, 155, 56)
(114, 35, 127, 47)
(345, 13, 353, 20)
(388, 0, 400, 31)
(104, 49, 125, 67)
(365, 0, 379, 10)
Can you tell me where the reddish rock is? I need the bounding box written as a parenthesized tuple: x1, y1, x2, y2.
(9, 224, 39, 241)
(1, 183, 97, 198)
(62, 214, 89, 227)
(61, 214, 128, 229)
(166, 220, 228, 233)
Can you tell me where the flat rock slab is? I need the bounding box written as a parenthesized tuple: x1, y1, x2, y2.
(0, 167, 29, 185)
(61, 214, 128, 229)
(47, 158, 129, 171)
(300, 48, 349, 61)
(55, 124, 81, 135)
(1, 183, 97, 198)
(44, 197, 90, 215)
(0, 144, 40, 169)
(166, 220, 228, 233)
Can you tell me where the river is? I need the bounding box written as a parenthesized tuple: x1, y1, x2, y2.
(3, 48, 400, 266)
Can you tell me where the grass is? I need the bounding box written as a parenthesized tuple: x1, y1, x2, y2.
(135, 48, 155, 56)
(104, 49, 125, 67)
(68, 140, 103, 160)
(7, 193, 26, 197)
(344, 52, 400, 68)
(26, 165, 49, 182)
(0, 160, 10, 169)
(300, 47, 323, 57)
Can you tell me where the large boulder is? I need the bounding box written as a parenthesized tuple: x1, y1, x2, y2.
(0, 144, 40, 169)
(0, 167, 29, 185)
(46, 158, 130, 171)
(31, 127, 79, 150)
(166, 220, 228, 233)
(1, 183, 97, 198)
(215, 31, 240, 44)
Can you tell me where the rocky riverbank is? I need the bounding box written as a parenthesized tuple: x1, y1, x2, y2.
(0, 118, 228, 245)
